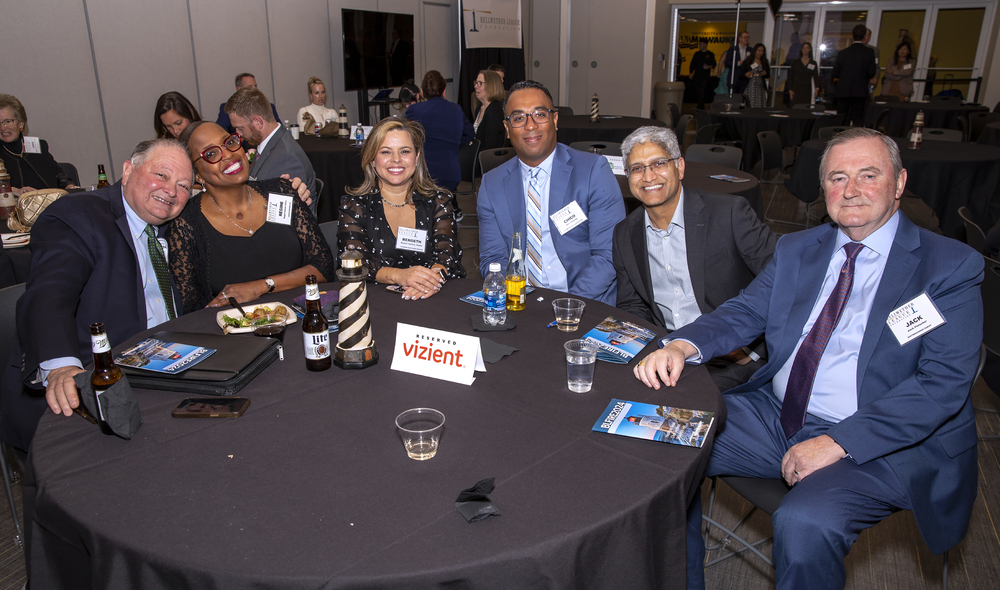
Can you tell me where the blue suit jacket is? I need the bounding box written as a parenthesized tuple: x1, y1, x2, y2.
(0, 183, 182, 451)
(405, 97, 474, 189)
(477, 143, 625, 304)
(250, 124, 317, 215)
(671, 214, 983, 553)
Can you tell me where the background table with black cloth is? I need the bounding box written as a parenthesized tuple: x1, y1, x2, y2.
(978, 121, 1000, 147)
(616, 161, 763, 220)
(864, 101, 988, 138)
(26, 279, 725, 590)
(556, 115, 666, 145)
(298, 136, 366, 223)
(0, 227, 31, 289)
(787, 137, 1000, 238)
(698, 108, 840, 169)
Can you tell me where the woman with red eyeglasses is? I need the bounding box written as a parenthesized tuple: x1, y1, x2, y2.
(168, 121, 335, 312)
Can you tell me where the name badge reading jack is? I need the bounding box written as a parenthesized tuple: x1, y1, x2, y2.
(396, 227, 427, 252)
(886, 292, 946, 346)
(551, 201, 588, 235)
(23, 136, 41, 154)
(266, 193, 294, 225)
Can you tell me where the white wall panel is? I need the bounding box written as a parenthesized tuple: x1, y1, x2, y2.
(267, 0, 335, 123)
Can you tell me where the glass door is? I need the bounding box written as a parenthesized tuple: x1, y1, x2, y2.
(873, 10, 927, 98)
(923, 6, 988, 100)
(816, 9, 871, 104)
(771, 11, 818, 106)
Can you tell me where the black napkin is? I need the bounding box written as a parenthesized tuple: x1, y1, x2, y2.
(74, 371, 142, 440)
(456, 477, 501, 522)
(479, 338, 518, 364)
(471, 314, 516, 332)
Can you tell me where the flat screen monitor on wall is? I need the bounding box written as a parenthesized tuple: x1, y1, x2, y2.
(342, 9, 415, 91)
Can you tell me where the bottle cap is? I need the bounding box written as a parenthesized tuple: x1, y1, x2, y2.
(489, 263, 501, 273)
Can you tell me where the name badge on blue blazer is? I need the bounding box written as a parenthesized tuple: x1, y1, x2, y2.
(886, 292, 946, 346)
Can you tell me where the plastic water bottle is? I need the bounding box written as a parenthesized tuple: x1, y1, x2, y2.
(483, 262, 507, 326)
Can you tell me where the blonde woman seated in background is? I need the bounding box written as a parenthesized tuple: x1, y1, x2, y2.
(297, 76, 339, 133)
(338, 116, 465, 300)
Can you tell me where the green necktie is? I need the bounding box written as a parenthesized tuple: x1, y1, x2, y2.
(144, 224, 176, 320)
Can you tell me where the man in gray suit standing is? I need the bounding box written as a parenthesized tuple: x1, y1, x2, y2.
(226, 87, 318, 215)
(612, 126, 776, 391)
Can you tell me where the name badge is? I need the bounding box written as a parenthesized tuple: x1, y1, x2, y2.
(391, 323, 486, 385)
(886, 292, 946, 346)
(266, 193, 294, 225)
(604, 155, 627, 176)
(903, 63, 912, 71)
(23, 136, 41, 154)
(396, 227, 427, 252)
(807, 63, 816, 71)
(550, 201, 588, 235)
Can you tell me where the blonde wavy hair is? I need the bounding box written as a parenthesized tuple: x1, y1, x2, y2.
(346, 116, 445, 200)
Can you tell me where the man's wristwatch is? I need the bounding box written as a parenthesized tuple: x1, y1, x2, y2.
(264, 277, 275, 293)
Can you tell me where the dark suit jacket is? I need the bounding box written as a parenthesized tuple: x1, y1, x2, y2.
(475, 101, 506, 150)
(672, 214, 983, 553)
(477, 143, 625, 304)
(250, 124, 317, 215)
(405, 97, 475, 189)
(612, 187, 776, 327)
(0, 183, 181, 451)
(832, 42, 877, 98)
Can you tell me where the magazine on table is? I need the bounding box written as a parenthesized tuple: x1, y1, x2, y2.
(114, 338, 216, 374)
(592, 399, 715, 448)
(581, 316, 656, 363)
(291, 290, 339, 333)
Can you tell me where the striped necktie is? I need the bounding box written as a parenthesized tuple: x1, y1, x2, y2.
(525, 168, 544, 287)
(145, 224, 176, 321)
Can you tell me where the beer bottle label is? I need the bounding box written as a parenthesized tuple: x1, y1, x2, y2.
(98, 174, 107, 181)
(91, 333, 111, 353)
(303, 331, 331, 360)
(305, 282, 320, 300)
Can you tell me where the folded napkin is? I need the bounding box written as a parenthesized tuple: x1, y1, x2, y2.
(75, 371, 142, 440)
(456, 477, 501, 523)
(478, 338, 518, 364)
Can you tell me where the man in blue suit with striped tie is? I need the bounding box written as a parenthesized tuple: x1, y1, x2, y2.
(476, 80, 625, 305)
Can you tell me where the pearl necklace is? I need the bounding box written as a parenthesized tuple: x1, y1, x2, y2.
(209, 186, 254, 235)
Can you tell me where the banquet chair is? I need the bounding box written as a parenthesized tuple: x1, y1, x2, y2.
(668, 103, 682, 128)
(966, 111, 1000, 143)
(758, 131, 812, 227)
(684, 145, 743, 170)
(569, 141, 621, 156)
(318, 221, 338, 258)
(871, 109, 891, 134)
(817, 126, 851, 141)
(919, 127, 963, 142)
(556, 106, 574, 116)
(457, 138, 481, 195)
(478, 148, 517, 176)
(701, 343, 984, 587)
(694, 124, 720, 145)
(674, 114, 694, 145)
(958, 206, 987, 254)
(313, 178, 324, 209)
(57, 162, 80, 187)
(0, 282, 26, 550)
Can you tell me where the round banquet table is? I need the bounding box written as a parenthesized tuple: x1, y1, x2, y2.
(864, 101, 988, 138)
(617, 161, 763, 220)
(27, 279, 725, 590)
(297, 136, 366, 223)
(0, 228, 31, 289)
(978, 121, 1000, 147)
(699, 108, 840, 169)
(556, 115, 666, 145)
(786, 137, 1000, 238)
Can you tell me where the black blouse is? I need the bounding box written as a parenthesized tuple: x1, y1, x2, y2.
(167, 178, 337, 313)
(338, 189, 466, 281)
(1, 137, 72, 190)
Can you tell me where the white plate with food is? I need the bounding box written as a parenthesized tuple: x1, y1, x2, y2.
(2, 233, 30, 248)
(216, 302, 297, 334)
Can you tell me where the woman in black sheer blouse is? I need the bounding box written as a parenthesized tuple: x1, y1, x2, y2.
(168, 121, 335, 312)
(339, 116, 465, 300)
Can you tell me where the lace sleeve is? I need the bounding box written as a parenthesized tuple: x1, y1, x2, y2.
(338, 192, 383, 281)
(166, 196, 213, 314)
(429, 191, 466, 278)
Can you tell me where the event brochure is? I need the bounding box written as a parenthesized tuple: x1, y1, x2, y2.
(592, 399, 715, 448)
(292, 290, 339, 333)
(708, 174, 751, 183)
(581, 317, 656, 363)
(114, 339, 215, 375)
(461, 286, 535, 307)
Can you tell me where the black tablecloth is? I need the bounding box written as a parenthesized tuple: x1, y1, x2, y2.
(787, 138, 1000, 238)
(556, 115, 666, 145)
(699, 108, 840, 168)
(0, 228, 31, 288)
(28, 279, 724, 590)
(864, 101, 988, 138)
(978, 122, 1000, 147)
(298, 136, 366, 223)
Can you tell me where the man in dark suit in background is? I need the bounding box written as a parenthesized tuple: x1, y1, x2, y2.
(613, 126, 775, 391)
(636, 128, 982, 589)
(689, 39, 717, 109)
(216, 73, 281, 133)
(226, 87, 318, 215)
(1, 139, 193, 453)
(833, 25, 877, 127)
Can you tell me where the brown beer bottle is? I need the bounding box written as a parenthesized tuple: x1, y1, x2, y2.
(907, 111, 924, 150)
(96, 164, 110, 188)
(90, 323, 121, 435)
(302, 275, 332, 371)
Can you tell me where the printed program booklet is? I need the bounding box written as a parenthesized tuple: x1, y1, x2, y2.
(114, 339, 216, 375)
(582, 317, 656, 363)
(460, 286, 535, 307)
(592, 399, 715, 448)
(292, 290, 339, 333)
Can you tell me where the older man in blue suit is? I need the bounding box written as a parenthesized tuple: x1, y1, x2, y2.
(477, 80, 625, 305)
(635, 127, 983, 589)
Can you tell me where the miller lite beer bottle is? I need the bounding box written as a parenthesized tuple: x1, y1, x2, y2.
(302, 275, 332, 371)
